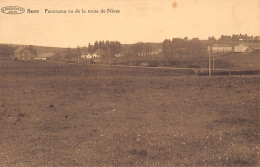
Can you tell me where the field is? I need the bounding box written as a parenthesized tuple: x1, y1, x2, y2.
(0, 61, 259, 166)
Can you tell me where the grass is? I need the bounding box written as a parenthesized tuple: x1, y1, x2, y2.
(0, 61, 259, 166)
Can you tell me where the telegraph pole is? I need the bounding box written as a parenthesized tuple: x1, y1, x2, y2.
(208, 45, 212, 77)
(212, 52, 215, 76)
(109, 46, 111, 64)
(77, 46, 80, 64)
(130, 47, 132, 66)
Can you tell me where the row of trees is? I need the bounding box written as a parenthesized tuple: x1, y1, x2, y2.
(162, 38, 204, 58)
(0, 44, 16, 60)
(208, 34, 259, 42)
(122, 42, 154, 58)
(87, 41, 121, 58)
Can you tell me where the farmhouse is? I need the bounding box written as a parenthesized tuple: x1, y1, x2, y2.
(13, 46, 36, 61)
(115, 53, 125, 58)
(209, 44, 233, 53)
(81, 53, 101, 59)
(234, 44, 248, 53)
(36, 53, 60, 61)
(81, 54, 92, 59)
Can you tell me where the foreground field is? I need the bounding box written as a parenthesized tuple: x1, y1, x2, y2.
(0, 62, 259, 166)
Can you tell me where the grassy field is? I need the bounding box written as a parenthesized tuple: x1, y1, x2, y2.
(0, 61, 259, 166)
(112, 51, 260, 70)
(215, 53, 260, 70)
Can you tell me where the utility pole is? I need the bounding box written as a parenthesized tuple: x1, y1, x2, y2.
(212, 52, 215, 76)
(130, 47, 132, 66)
(77, 46, 80, 64)
(208, 45, 212, 77)
(109, 46, 111, 64)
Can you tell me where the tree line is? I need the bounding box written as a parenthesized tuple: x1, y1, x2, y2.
(87, 41, 121, 58)
(162, 38, 204, 58)
(0, 44, 15, 60)
(208, 34, 259, 42)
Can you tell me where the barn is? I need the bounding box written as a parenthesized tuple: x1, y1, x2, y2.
(36, 53, 60, 61)
(234, 44, 248, 53)
(13, 46, 36, 61)
(209, 44, 233, 53)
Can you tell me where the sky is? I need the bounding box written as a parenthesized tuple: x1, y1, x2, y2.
(0, 0, 259, 47)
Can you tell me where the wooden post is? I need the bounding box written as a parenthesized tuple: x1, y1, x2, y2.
(208, 45, 212, 77)
(130, 48, 132, 66)
(109, 47, 111, 64)
(212, 52, 215, 76)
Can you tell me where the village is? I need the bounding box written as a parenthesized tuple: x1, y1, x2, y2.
(2, 36, 258, 74)
(5, 35, 260, 76)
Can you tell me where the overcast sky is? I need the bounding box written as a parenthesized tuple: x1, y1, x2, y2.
(0, 0, 259, 47)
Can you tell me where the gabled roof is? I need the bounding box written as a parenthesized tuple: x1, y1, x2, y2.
(37, 53, 58, 58)
(211, 44, 234, 47)
(14, 46, 28, 53)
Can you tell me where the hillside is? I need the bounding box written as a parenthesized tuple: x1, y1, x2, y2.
(214, 52, 260, 70)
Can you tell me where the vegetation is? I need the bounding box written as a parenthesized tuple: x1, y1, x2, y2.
(162, 37, 204, 59)
(0, 44, 15, 60)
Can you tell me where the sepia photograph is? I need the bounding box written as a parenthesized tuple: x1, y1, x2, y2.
(0, 0, 259, 166)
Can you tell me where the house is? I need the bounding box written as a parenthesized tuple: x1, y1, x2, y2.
(250, 46, 260, 52)
(208, 44, 233, 53)
(92, 53, 101, 58)
(13, 46, 36, 61)
(81, 54, 92, 59)
(115, 53, 125, 58)
(94, 49, 103, 57)
(92, 58, 102, 64)
(81, 53, 101, 59)
(36, 53, 60, 61)
(234, 44, 248, 53)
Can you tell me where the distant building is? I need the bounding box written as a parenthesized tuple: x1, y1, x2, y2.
(13, 46, 36, 61)
(92, 53, 101, 58)
(115, 53, 125, 58)
(208, 44, 252, 53)
(208, 44, 233, 53)
(138, 49, 162, 56)
(81, 54, 92, 59)
(81, 53, 101, 59)
(36, 53, 60, 60)
(234, 44, 248, 53)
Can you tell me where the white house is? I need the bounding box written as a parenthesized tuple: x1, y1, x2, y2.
(115, 53, 125, 58)
(36, 53, 60, 60)
(81, 54, 92, 59)
(81, 53, 101, 59)
(234, 44, 248, 53)
(92, 53, 101, 58)
(208, 45, 233, 53)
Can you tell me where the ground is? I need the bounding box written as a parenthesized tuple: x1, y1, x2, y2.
(0, 61, 259, 166)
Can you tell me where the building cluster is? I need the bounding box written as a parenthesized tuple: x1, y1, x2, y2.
(11, 43, 260, 62)
(12, 46, 60, 61)
(137, 49, 162, 57)
(208, 43, 259, 53)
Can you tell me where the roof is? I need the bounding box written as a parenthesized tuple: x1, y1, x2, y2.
(92, 58, 102, 63)
(251, 46, 260, 50)
(211, 44, 234, 47)
(14, 46, 28, 53)
(37, 53, 58, 58)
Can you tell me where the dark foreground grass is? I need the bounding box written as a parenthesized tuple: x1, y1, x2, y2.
(0, 62, 259, 166)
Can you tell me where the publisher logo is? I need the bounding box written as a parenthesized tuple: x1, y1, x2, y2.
(1, 6, 25, 15)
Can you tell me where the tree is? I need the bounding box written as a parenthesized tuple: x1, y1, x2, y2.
(0, 44, 15, 60)
(162, 39, 171, 59)
(87, 43, 93, 53)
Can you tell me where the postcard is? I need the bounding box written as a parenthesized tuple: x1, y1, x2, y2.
(0, 0, 259, 166)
